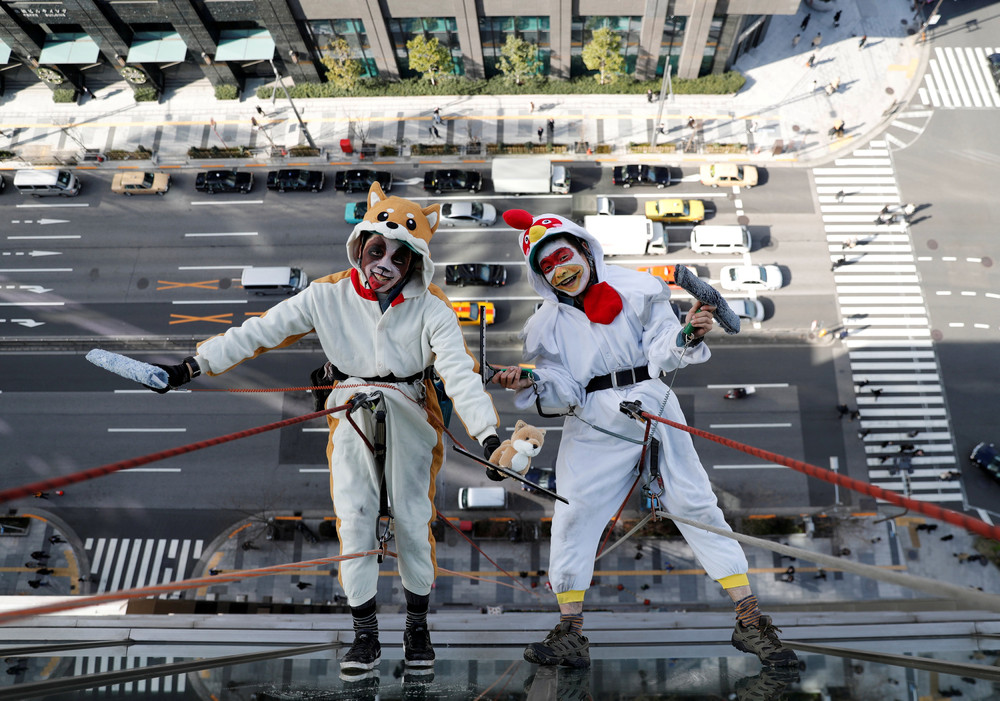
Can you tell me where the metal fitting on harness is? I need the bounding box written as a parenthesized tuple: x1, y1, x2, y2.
(347, 391, 383, 414)
(619, 400, 645, 422)
(376, 514, 393, 563)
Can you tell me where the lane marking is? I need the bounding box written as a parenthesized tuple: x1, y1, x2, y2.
(171, 300, 248, 305)
(178, 265, 249, 270)
(123, 468, 183, 473)
(184, 232, 258, 238)
(190, 200, 264, 206)
(7, 235, 80, 240)
(15, 203, 90, 208)
(709, 423, 793, 428)
(0, 268, 72, 272)
(107, 428, 188, 433)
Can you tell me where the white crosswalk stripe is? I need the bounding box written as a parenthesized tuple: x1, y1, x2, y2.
(920, 46, 1000, 108)
(83, 537, 204, 598)
(813, 141, 963, 506)
(73, 655, 186, 693)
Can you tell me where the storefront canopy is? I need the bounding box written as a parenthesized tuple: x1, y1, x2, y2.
(214, 29, 275, 62)
(126, 31, 188, 64)
(0, 39, 11, 65)
(39, 33, 100, 65)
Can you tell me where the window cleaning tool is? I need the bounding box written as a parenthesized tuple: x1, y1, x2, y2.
(673, 264, 741, 335)
(86, 349, 169, 390)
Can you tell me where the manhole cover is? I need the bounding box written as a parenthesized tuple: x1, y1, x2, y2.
(136, 278, 149, 290)
(926, 238, 938, 250)
(737, 215, 750, 226)
(219, 277, 232, 289)
(982, 257, 993, 268)
(931, 329, 944, 341)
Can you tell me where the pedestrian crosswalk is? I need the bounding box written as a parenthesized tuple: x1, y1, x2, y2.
(84, 537, 204, 597)
(919, 46, 1000, 108)
(813, 141, 962, 505)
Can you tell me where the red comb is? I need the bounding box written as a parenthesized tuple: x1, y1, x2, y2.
(503, 209, 534, 229)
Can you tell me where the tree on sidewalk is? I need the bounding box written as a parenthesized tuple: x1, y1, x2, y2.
(582, 27, 626, 85)
(320, 38, 362, 91)
(497, 35, 540, 86)
(407, 35, 453, 85)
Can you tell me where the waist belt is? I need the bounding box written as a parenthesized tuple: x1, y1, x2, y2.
(585, 366, 653, 393)
(329, 365, 430, 384)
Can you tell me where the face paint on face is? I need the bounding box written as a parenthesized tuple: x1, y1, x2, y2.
(537, 238, 591, 297)
(360, 234, 413, 291)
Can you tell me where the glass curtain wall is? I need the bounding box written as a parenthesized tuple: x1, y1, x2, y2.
(479, 16, 550, 78)
(306, 19, 377, 78)
(656, 15, 687, 77)
(570, 15, 642, 78)
(388, 17, 464, 78)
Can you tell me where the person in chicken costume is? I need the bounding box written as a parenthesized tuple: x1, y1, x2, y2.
(492, 209, 796, 670)
(147, 182, 503, 676)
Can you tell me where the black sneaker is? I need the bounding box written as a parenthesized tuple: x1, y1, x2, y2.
(403, 623, 435, 671)
(341, 631, 382, 674)
(524, 621, 591, 669)
(731, 615, 798, 667)
(735, 667, 800, 701)
(340, 671, 379, 699)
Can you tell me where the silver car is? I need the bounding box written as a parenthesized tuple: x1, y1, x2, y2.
(440, 201, 498, 227)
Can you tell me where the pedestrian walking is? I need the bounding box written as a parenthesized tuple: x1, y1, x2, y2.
(48, 535, 65, 544)
(858, 428, 870, 439)
(843, 236, 858, 249)
(792, 33, 801, 48)
(831, 76, 841, 92)
(646, 89, 653, 103)
(433, 107, 442, 125)
(528, 101, 535, 113)
(835, 189, 845, 203)
(547, 118, 554, 133)
(954, 552, 970, 562)
(30, 551, 49, 561)
(296, 581, 313, 590)
(939, 470, 961, 481)
(831, 257, 846, 271)
(833, 11, 842, 27)
(800, 13, 811, 31)
(806, 54, 816, 68)
(940, 534, 954, 541)
(811, 33, 822, 48)
(837, 403, 850, 419)
(27, 579, 47, 589)
(537, 126, 544, 143)
(858, 34, 868, 50)
(785, 566, 795, 576)
(814, 569, 827, 580)
(656, 123, 666, 135)
(431, 125, 440, 139)
(907, 429, 921, 438)
(870, 388, 883, 400)
(687, 116, 696, 129)
(849, 409, 861, 421)
(35, 567, 54, 576)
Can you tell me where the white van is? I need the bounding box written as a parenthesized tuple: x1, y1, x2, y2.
(13, 169, 81, 197)
(690, 225, 751, 254)
(241, 266, 308, 295)
(458, 486, 506, 510)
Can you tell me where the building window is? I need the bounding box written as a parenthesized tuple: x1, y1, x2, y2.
(570, 15, 642, 78)
(656, 15, 687, 77)
(479, 16, 550, 78)
(307, 19, 377, 78)
(388, 17, 463, 78)
(700, 15, 728, 76)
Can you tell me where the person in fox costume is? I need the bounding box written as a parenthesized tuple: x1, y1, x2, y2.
(147, 182, 502, 677)
(491, 209, 797, 670)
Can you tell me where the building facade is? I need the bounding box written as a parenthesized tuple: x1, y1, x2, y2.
(0, 0, 799, 95)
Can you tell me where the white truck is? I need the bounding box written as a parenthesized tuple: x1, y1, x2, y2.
(583, 215, 665, 256)
(491, 157, 570, 195)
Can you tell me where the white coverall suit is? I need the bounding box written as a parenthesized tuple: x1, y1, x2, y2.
(195, 206, 498, 607)
(511, 217, 748, 599)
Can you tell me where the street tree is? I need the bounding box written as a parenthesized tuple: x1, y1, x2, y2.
(582, 27, 626, 84)
(321, 38, 362, 91)
(406, 35, 453, 85)
(497, 34, 540, 85)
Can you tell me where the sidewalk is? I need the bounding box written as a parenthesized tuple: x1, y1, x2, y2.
(0, 0, 925, 169)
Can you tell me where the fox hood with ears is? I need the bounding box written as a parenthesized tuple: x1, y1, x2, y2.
(347, 182, 441, 294)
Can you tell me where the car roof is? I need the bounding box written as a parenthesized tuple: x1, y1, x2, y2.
(444, 201, 473, 215)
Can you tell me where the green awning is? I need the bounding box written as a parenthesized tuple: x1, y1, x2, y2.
(0, 39, 11, 65)
(215, 29, 275, 62)
(126, 31, 188, 64)
(39, 33, 101, 65)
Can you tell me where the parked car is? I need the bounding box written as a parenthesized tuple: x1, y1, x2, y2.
(522, 466, 556, 494)
(423, 169, 483, 194)
(445, 263, 507, 287)
(645, 198, 705, 224)
(440, 201, 498, 227)
(971, 442, 1000, 483)
(451, 301, 495, 326)
(344, 201, 368, 224)
(720, 264, 783, 291)
(639, 265, 680, 290)
(727, 297, 765, 322)
(266, 169, 325, 192)
(194, 169, 254, 194)
(111, 171, 170, 196)
(612, 164, 672, 189)
(700, 163, 758, 188)
(333, 169, 392, 194)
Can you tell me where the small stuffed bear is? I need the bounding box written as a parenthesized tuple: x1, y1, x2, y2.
(488, 420, 546, 475)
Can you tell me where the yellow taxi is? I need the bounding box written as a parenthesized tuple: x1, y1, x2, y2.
(638, 265, 681, 290)
(699, 163, 758, 188)
(110, 171, 171, 195)
(451, 301, 495, 326)
(645, 198, 705, 224)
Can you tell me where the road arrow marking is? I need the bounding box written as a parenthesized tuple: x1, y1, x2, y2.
(18, 285, 53, 294)
(38, 218, 70, 225)
(10, 319, 45, 328)
(0, 251, 63, 256)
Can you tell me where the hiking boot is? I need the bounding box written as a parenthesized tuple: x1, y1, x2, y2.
(731, 615, 798, 667)
(340, 631, 382, 674)
(523, 621, 591, 669)
(403, 623, 435, 671)
(735, 667, 800, 701)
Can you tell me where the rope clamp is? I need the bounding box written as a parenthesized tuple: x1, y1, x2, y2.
(347, 390, 383, 414)
(376, 516, 392, 563)
(619, 400, 646, 422)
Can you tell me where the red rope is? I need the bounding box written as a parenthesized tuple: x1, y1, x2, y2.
(0, 403, 352, 504)
(641, 411, 1000, 542)
(0, 548, 382, 626)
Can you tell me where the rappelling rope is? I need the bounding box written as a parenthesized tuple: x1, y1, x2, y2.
(637, 409, 1000, 542)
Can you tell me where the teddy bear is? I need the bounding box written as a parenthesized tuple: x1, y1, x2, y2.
(488, 419, 546, 475)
